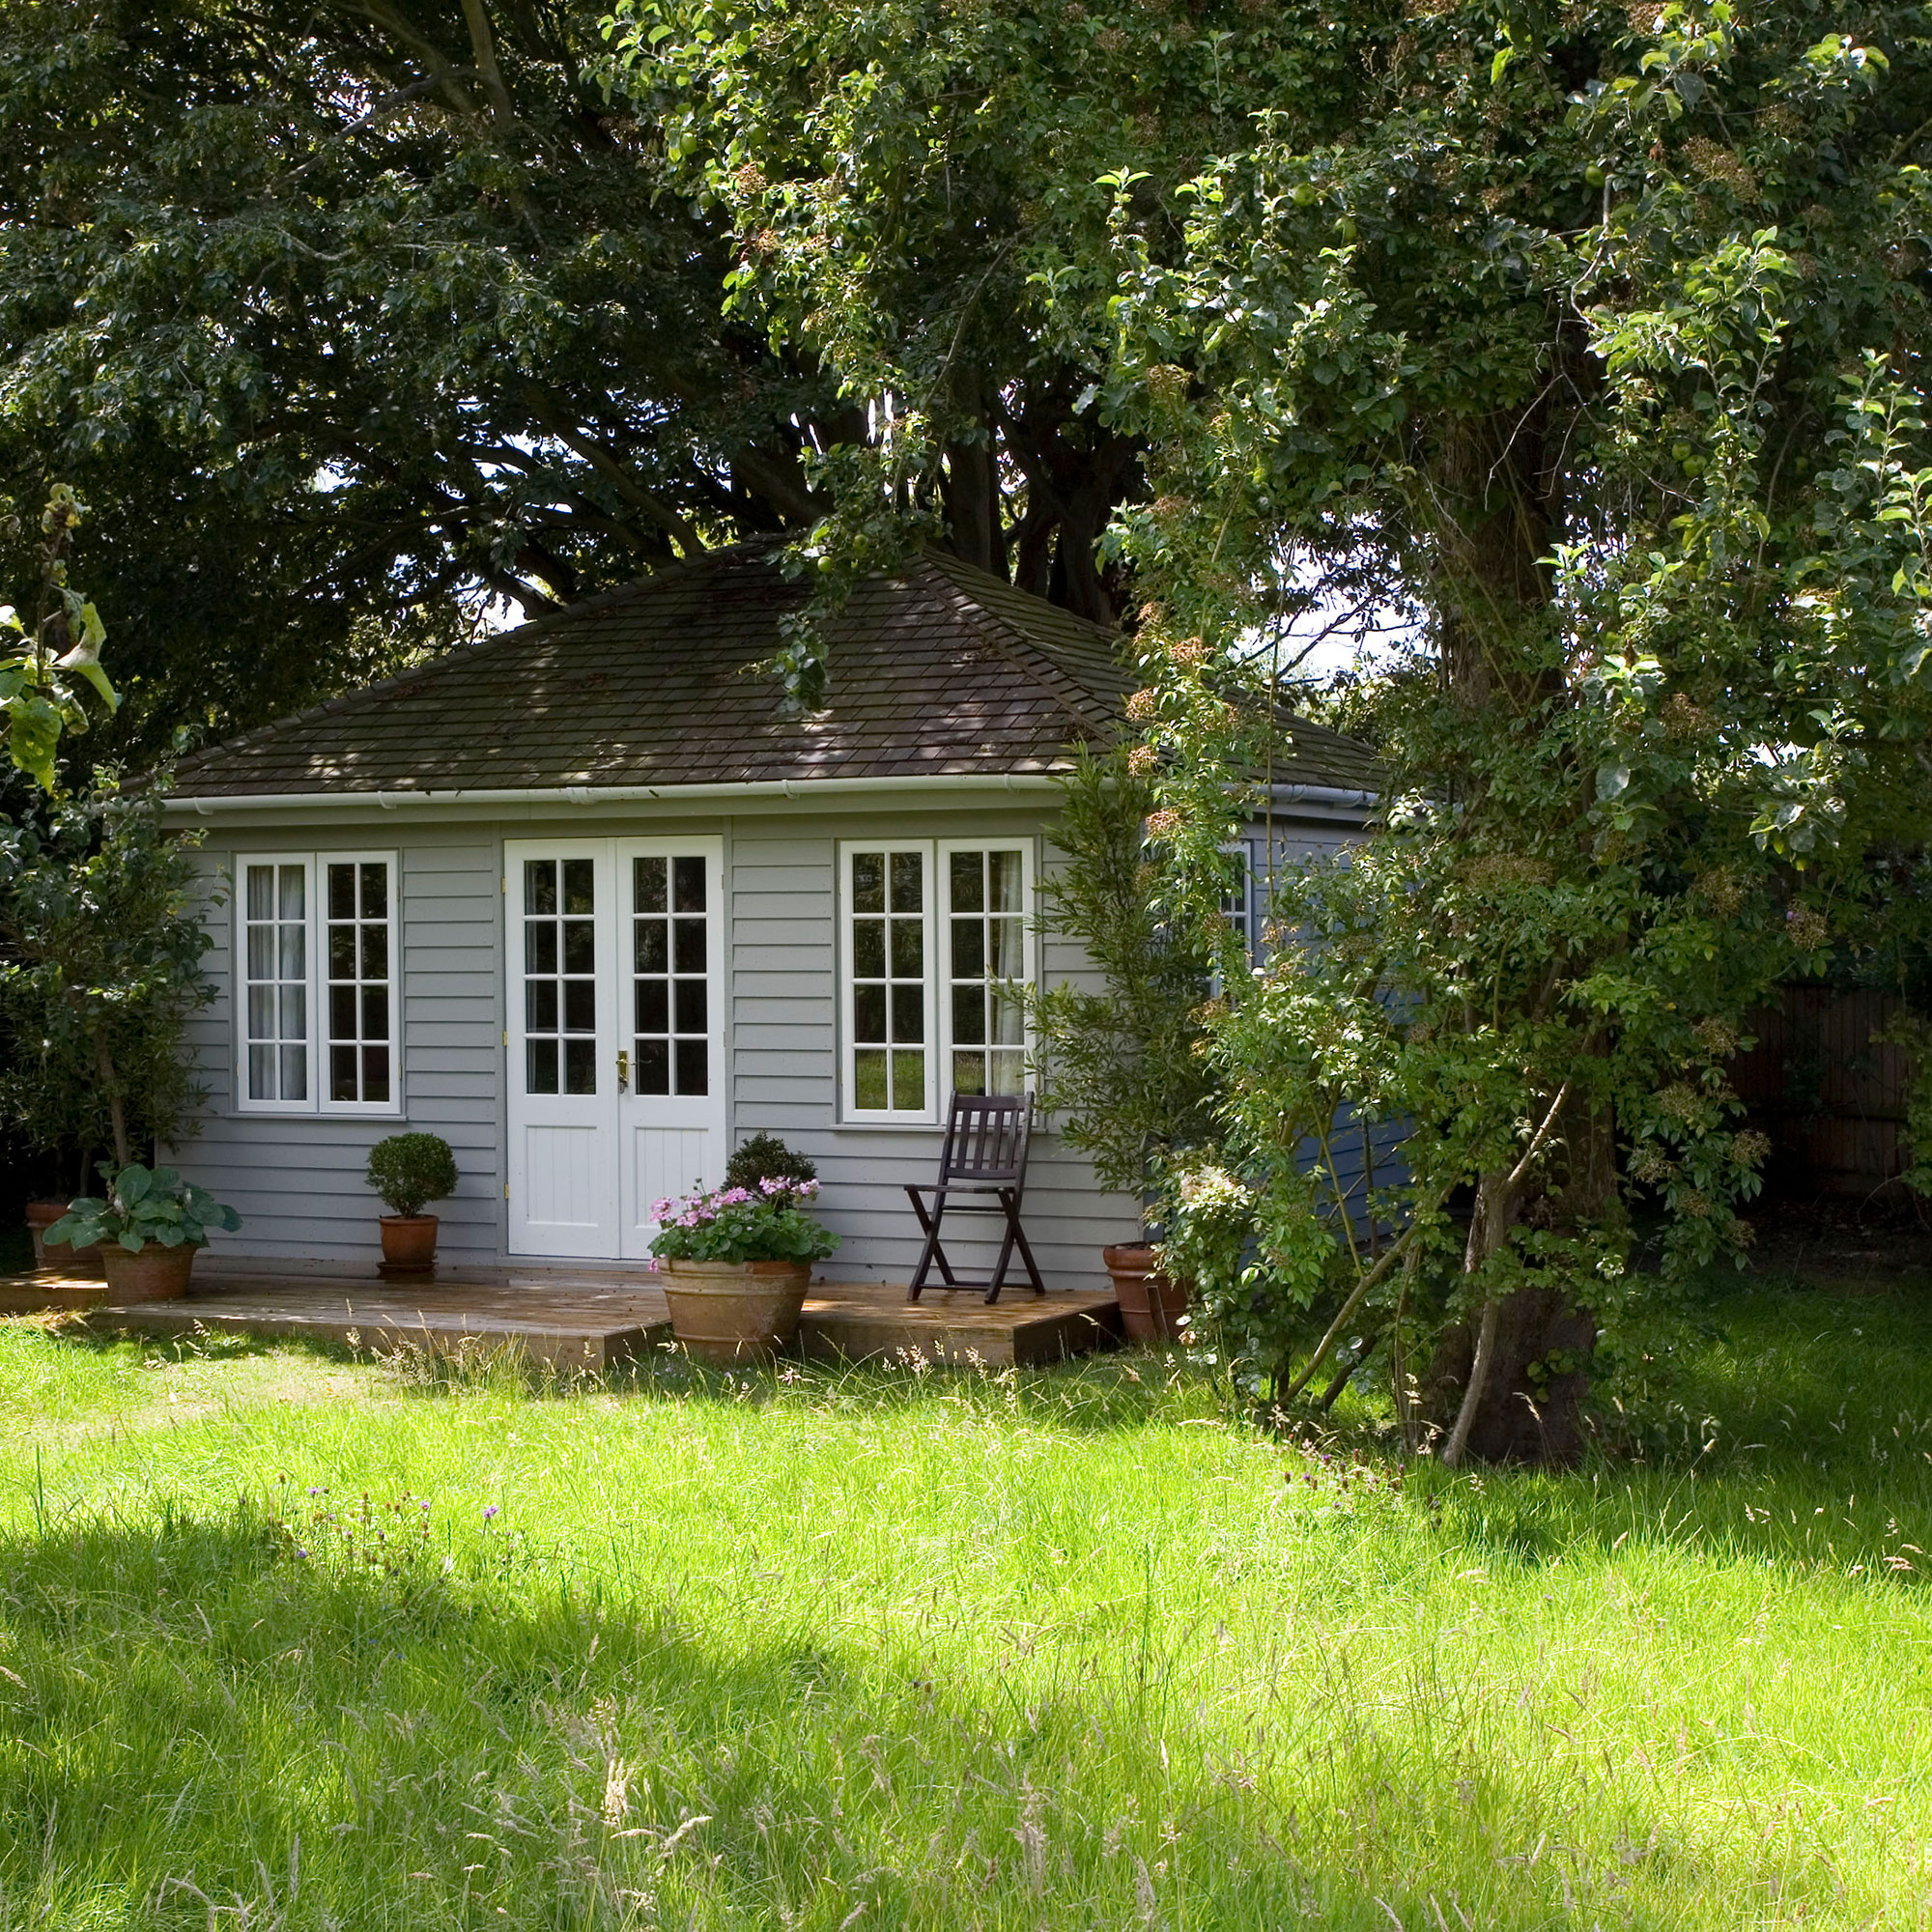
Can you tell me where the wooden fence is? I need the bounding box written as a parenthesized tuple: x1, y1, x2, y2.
(1729, 986, 1913, 1196)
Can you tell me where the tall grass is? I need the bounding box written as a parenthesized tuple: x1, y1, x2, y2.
(0, 1278, 1929, 1928)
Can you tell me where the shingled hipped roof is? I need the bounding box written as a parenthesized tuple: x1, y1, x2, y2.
(168, 548, 1379, 801)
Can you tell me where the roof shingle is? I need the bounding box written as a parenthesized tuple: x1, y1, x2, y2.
(169, 549, 1378, 799)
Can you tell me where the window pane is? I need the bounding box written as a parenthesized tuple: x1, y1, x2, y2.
(891, 983, 923, 1043)
(951, 920, 984, 980)
(328, 925, 355, 978)
(989, 917, 1024, 980)
(246, 925, 273, 980)
(952, 983, 985, 1045)
(674, 979, 707, 1035)
(278, 924, 304, 979)
(950, 849, 983, 913)
(360, 923, 387, 980)
(673, 918, 705, 974)
(851, 851, 884, 914)
(247, 984, 274, 1039)
(279, 984, 306, 1038)
(563, 979, 596, 1032)
(853, 983, 886, 1044)
(853, 1049, 888, 1110)
(988, 849, 1024, 912)
(526, 922, 557, 975)
(329, 985, 357, 1040)
(634, 856, 667, 914)
(278, 867, 305, 920)
(889, 850, 923, 914)
(988, 1049, 1026, 1094)
(991, 985, 1024, 1045)
(636, 979, 668, 1034)
(279, 1042, 307, 1101)
(526, 1038, 558, 1094)
(952, 1049, 987, 1095)
(634, 921, 667, 974)
(526, 980, 557, 1033)
(890, 919, 923, 979)
(360, 862, 387, 920)
(637, 1038, 669, 1094)
(525, 861, 556, 916)
(890, 1049, 924, 1111)
(248, 1042, 275, 1100)
(562, 919, 595, 973)
(562, 859, 595, 915)
(330, 1043, 358, 1103)
(674, 1038, 708, 1095)
(363, 1044, 390, 1105)
(361, 985, 388, 1041)
(564, 1037, 596, 1094)
(246, 866, 273, 920)
(327, 863, 355, 920)
(852, 918, 885, 980)
(672, 855, 705, 912)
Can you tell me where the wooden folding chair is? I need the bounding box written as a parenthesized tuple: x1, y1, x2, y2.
(905, 1094, 1046, 1305)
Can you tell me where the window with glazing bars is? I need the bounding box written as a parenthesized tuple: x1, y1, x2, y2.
(243, 862, 310, 1103)
(523, 856, 598, 1095)
(840, 840, 1033, 1121)
(326, 860, 392, 1103)
(632, 854, 708, 1095)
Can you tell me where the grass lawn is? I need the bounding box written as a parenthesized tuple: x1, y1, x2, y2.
(1, 1277, 1930, 1929)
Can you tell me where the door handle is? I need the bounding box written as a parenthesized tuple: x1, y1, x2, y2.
(616, 1048, 630, 1091)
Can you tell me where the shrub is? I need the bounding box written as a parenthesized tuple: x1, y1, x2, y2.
(365, 1133, 458, 1219)
(723, 1132, 817, 1197)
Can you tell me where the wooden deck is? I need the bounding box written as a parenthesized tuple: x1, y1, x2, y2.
(0, 1261, 1121, 1370)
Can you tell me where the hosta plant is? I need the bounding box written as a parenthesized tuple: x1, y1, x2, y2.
(47, 1161, 240, 1255)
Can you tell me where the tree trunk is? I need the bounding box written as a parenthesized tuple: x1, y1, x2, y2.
(1422, 1095, 1617, 1465)
(94, 1027, 130, 1170)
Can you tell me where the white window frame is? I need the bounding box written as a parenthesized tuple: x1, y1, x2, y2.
(234, 849, 402, 1117)
(837, 838, 1036, 1125)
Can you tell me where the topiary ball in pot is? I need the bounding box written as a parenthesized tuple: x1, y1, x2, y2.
(365, 1132, 458, 1271)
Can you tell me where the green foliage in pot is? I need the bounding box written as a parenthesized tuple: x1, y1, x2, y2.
(0, 776, 215, 1177)
(722, 1132, 817, 1199)
(1026, 747, 1219, 1234)
(649, 1180, 838, 1265)
(47, 1161, 239, 1256)
(365, 1133, 457, 1220)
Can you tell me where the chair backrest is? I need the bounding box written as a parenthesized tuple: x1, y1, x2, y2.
(935, 1093, 1033, 1187)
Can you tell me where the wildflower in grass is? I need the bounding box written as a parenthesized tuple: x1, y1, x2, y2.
(483, 1504, 499, 1520)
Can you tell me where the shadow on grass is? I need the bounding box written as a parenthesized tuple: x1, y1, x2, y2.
(0, 1505, 1765, 1931)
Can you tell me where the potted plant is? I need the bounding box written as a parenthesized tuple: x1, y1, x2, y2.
(365, 1132, 458, 1273)
(1027, 748, 1220, 1341)
(44, 1161, 241, 1301)
(650, 1153, 838, 1363)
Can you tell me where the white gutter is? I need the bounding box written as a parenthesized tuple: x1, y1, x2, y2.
(163, 771, 1066, 816)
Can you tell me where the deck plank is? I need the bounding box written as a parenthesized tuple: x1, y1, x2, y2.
(1, 1265, 1122, 1370)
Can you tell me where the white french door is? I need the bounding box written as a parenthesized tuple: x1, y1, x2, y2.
(505, 838, 726, 1259)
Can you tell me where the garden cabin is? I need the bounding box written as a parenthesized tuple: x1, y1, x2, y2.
(159, 550, 1376, 1287)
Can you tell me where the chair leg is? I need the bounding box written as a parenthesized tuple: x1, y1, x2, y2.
(983, 1209, 1020, 1306)
(905, 1187, 955, 1301)
(1005, 1195, 1047, 1295)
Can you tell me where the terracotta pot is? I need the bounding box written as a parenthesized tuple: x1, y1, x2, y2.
(660, 1260, 811, 1364)
(1103, 1243, 1193, 1344)
(26, 1200, 106, 1277)
(380, 1215, 440, 1268)
(99, 1240, 198, 1302)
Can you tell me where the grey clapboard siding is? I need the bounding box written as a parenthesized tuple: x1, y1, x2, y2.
(167, 795, 1368, 1282)
(164, 834, 505, 1265)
